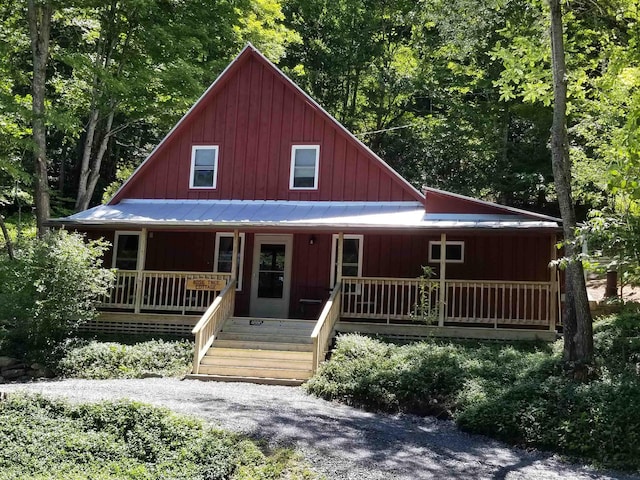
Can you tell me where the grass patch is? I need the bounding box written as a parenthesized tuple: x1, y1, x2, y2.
(0, 394, 321, 480)
(306, 311, 640, 471)
(57, 338, 194, 379)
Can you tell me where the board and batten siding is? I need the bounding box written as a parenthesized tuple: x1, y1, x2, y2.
(112, 52, 421, 203)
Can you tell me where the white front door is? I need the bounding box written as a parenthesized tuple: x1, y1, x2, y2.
(250, 234, 293, 318)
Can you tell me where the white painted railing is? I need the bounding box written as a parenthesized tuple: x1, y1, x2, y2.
(102, 270, 138, 309)
(341, 277, 554, 328)
(311, 282, 342, 372)
(341, 277, 439, 322)
(192, 279, 236, 374)
(445, 280, 552, 326)
(101, 270, 232, 313)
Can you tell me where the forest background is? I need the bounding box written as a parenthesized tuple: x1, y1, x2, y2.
(0, 0, 638, 253)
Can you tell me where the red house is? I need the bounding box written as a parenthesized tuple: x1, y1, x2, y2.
(55, 45, 561, 384)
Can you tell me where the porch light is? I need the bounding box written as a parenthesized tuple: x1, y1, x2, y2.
(309, 235, 316, 245)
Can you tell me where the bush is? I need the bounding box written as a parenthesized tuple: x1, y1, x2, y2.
(0, 394, 320, 480)
(57, 339, 194, 378)
(0, 230, 114, 361)
(307, 327, 640, 471)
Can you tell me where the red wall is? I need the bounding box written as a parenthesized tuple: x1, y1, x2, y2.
(112, 51, 421, 203)
(85, 227, 553, 319)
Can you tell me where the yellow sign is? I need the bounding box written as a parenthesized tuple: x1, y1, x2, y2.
(186, 279, 226, 291)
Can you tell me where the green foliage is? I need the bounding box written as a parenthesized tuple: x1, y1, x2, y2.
(0, 230, 114, 361)
(0, 394, 320, 480)
(581, 202, 640, 290)
(308, 321, 640, 471)
(57, 339, 194, 379)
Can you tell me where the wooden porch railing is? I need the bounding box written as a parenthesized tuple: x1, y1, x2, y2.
(311, 282, 342, 372)
(341, 277, 555, 328)
(191, 279, 237, 374)
(101, 270, 232, 313)
(341, 277, 439, 322)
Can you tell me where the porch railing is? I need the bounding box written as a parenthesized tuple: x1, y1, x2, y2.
(101, 270, 232, 313)
(311, 282, 342, 372)
(341, 277, 555, 327)
(192, 279, 237, 374)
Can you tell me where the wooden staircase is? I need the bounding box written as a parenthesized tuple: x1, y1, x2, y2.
(187, 316, 316, 385)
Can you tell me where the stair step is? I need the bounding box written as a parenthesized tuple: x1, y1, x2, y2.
(213, 339, 313, 352)
(186, 374, 304, 387)
(216, 332, 313, 344)
(228, 317, 317, 329)
(206, 347, 313, 361)
(197, 364, 313, 380)
(223, 324, 314, 335)
(201, 355, 312, 369)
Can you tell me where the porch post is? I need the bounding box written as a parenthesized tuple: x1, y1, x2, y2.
(549, 235, 558, 332)
(231, 229, 239, 283)
(134, 228, 148, 314)
(438, 232, 446, 327)
(336, 232, 344, 285)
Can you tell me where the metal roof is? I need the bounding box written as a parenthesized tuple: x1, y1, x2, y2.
(57, 199, 560, 230)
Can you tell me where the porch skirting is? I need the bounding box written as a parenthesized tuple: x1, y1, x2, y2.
(81, 312, 198, 336)
(335, 321, 559, 342)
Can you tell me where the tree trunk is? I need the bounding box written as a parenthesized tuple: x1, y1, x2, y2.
(27, 0, 52, 236)
(0, 214, 14, 260)
(548, 0, 594, 376)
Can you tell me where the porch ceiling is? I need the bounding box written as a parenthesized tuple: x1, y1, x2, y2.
(51, 199, 560, 231)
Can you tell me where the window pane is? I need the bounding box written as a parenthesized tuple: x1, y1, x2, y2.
(193, 169, 214, 187)
(293, 148, 317, 188)
(294, 148, 316, 166)
(194, 148, 216, 166)
(258, 272, 284, 298)
(431, 244, 441, 261)
(259, 244, 285, 271)
(343, 239, 359, 264)
(115, 234, 139, 270)
(446, 244, 463, 261)
(217, 237, 233, 273)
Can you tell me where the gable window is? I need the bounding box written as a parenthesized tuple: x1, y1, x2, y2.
(190, 145, 219, 188)
(289, 145, 319, 190)
(113, 231, 140, 270)
(214, 232, 245, 290)
(429, 241, 464, 263)
(330, 234, 363, 289)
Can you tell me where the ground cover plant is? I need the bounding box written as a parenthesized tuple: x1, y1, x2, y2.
(57, 338, 194, 379)
(0, 394, 320, 480)
(306, 309, 640, 471)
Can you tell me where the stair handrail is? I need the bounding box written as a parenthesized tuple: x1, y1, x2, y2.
(311, 282, 342, 372)
(191, 278, 236, 374)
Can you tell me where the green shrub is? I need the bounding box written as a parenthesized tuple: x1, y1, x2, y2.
(0, 394, 321, 480)
(307, 328, 640, 471)
(57, 339, 194, 378)
(0, 230, 114, 362)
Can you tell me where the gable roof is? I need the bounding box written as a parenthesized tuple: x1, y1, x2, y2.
(109, 43, 424, 204)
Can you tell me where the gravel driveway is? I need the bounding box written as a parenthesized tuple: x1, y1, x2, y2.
(2, 378, 637, 480)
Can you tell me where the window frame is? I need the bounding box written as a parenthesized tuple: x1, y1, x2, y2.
(330, 234, 364, 289)
(428, 240, 465, 264)
(189, 145, 219, 189)
(214, 232, 245, 291)
(112, 231, 141, 270)
(289, 145, 320, 190)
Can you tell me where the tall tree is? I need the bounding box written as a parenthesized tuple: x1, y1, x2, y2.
(27, 0, 52, 234)
(548, 0, 593, 373)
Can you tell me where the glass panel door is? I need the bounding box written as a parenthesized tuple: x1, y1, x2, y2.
(258, 244, 286, 298)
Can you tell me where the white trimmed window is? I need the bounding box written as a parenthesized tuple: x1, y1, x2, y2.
(428, 241, 464, 263)
(289, 145, 320, 189)
(330, 234, 363, 289)
(214, 232, 245, 290)
(190, 145, 219, 188)
(113, 231, 140, 270)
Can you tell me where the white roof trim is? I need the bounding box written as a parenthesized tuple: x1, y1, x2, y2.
(425, 187, 562, 222)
